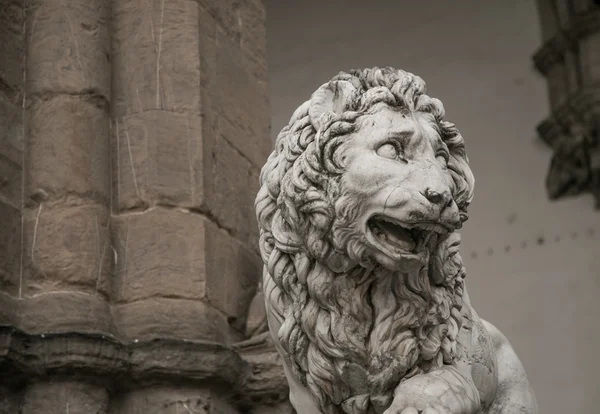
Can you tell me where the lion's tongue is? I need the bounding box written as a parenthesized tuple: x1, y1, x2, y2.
(375, 221, 416, 251)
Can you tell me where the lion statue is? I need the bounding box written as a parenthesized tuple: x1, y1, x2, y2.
(254, 67, 537, 414)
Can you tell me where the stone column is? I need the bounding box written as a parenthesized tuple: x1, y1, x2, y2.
(110, 0, 268, 344)
(17, 0, 113, 411)
(0, 0, 274, 412)
(108, 0, 270, 409)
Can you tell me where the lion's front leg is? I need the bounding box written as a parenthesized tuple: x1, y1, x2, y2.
(481, 320, 538, 414)
(383, 365, 481, 414)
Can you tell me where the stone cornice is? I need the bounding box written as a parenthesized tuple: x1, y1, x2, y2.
(0, 326, 248, 391)
(233, 332, 290, 407)
(533, 9, 600, 76)
(0, 320, 288, 409)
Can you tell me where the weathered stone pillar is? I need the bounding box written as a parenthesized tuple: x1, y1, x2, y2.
(22, 0, 112, 332)
(108, 0, 267, 410)
(0, 0, 276, 412)
(110, 0, 269, 339)
(17, 0, 113, 410)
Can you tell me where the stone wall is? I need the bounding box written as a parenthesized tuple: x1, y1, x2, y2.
(0, 0, 291, 412)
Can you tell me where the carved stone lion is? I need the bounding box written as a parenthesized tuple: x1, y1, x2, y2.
(255, 67, 537, 414)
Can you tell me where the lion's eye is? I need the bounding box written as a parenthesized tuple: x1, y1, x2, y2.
(376, 143, 400, 160)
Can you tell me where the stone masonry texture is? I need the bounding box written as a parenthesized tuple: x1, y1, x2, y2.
(0, 0, 293, 412)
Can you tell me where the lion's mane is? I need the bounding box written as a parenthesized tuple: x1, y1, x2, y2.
(255, 68, 475, 414)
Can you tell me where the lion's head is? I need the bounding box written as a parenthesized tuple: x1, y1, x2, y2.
(255, 68, 475, 414)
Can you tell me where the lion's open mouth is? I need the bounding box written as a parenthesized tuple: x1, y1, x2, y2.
(366, 215, 450, 257)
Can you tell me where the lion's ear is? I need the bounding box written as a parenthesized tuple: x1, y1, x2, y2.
(308, 80, 359, 130)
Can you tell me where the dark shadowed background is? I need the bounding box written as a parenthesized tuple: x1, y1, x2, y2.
(265, 0, 600, 412)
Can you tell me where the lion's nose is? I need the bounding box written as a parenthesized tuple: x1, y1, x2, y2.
(422, 188, 452, 207)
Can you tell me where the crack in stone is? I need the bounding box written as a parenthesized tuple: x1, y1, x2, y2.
(116, 204, 245, 243)
(60, 0, 87, 87)
(122, 117, 141, 198)
(186, 116, 196, 201)
(155, 0, 166, 109)
(144, 0, 157, 52)
(31, 202, 43, 266)
(96, 216, 110, 293)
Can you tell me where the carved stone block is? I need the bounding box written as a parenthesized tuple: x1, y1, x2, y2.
(111, 208, 260, 339)
(112, 297, 231, 343)
(111, 109, 262, 249)
(111, 0, 203, 117)
(25, 96, 110, 203)
(21, 203, 111, 298)
(111, 111, 204, 211)
(213, 28, 270, 168)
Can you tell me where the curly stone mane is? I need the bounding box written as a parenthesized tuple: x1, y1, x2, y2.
(255, 67, 475, 414)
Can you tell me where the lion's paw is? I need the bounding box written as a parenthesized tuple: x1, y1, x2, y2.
(382, 368, 480, 414)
